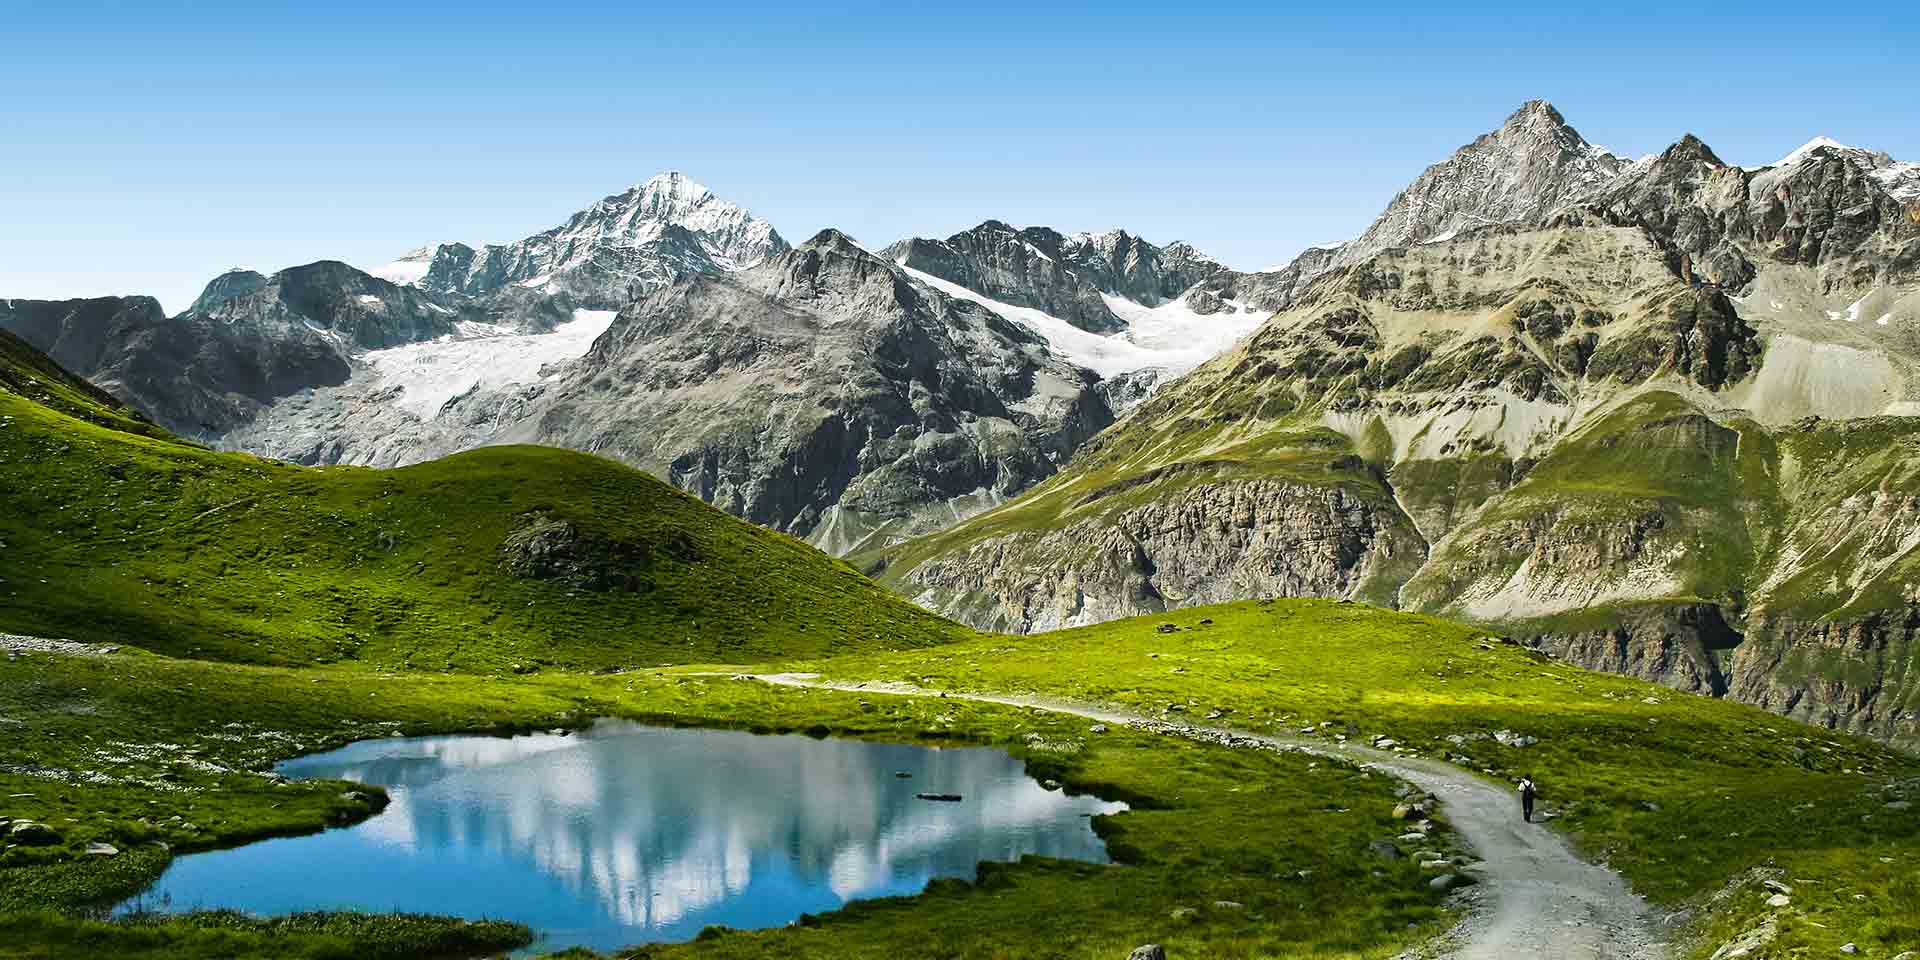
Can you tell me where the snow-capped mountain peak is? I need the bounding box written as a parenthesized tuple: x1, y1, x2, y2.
(1330, 100, 1629, 267)
(1771, 135, 1855, 168)
(364, 173, 789, 308)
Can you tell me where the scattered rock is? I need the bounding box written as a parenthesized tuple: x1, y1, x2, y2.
(1392, 804, 1414, 820)
(1156, 623, 1179, 634)
(1764, 893, 1791, 908)
(1127, 946, 1167, 960)
(7, 821, 59, 846)
(894, 771, 913, 779)
(1398, 832, 1429, 843)
(916, 793, 963, 802)
(1840, 945, 1857, 955)
(84, 842, 118, 856)
(1761, 880, 1792, 895)
(1886, 800, 1912, 812)
(1429, 873, 1474, 892)
(1368, 839, 1403, 861)
(1042, 779, 1062, 791)
(1169, 907, 1198, 921)
(1089, 724, 1108, 734)
(1212, 900, 1244, 910)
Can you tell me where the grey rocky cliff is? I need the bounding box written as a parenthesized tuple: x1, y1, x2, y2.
(1333, 99, 1626, 269)
(901, 478, 1425, 633)
(1517, 604, 1740, 697)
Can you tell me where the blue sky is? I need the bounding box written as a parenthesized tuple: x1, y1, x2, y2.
(5, 1, 1917, 313)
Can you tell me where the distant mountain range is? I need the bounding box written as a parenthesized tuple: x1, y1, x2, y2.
(5, 100, 1919, 746)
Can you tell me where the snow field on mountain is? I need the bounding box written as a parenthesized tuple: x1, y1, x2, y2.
(364, 309, 617, 419)
(899, 264, 1265, 379)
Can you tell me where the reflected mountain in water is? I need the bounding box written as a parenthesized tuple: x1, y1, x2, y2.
(119, 721, 1126, 952)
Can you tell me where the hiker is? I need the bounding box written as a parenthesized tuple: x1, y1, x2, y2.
(1519, 776, 1537, 822)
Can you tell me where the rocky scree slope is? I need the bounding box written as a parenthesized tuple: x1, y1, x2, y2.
(224, 230, 1118, 557)
(862, 115, 1920, 748)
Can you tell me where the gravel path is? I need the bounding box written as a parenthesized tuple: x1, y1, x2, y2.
(0, 634, 119, 656)
(748, 673, 1669, 960)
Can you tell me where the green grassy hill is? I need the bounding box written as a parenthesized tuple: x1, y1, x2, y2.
(0, 330, 969, 670)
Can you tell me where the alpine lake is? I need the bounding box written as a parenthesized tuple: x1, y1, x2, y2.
(113, 720, 1127, 954)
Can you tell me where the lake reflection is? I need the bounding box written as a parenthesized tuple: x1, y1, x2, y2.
(117, 721, 1126, 952)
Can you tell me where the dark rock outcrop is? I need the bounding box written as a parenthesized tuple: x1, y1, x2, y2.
(885, 221, 1227, 333)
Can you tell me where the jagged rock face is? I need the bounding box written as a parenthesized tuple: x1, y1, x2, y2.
(1333, 100, 1625, 269)
(378, 172, 789, 309)
(1188, 243, 1345, 314)
(1518, 603, 1740, 696)
(1579, 136, 1920, 292)
(219, 231, 1114, 555)
(0, 295, 169, 392)
(187, 262, 466, 350)
(1729, 608, 1920, 747)
(0, 263, 500, 435)
(884, 221, 1226, 332)
(902, 478, 1424, 633)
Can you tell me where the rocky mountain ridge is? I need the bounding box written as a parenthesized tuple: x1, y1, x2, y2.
(0, 261, 520, 435)
(883, 221, 1230, 332)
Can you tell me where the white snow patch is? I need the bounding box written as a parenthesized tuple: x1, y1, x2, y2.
(1770, 136, 1855, 169)
(1878, 313, 1893, 326)
(370, 257, 433, 286)
(898, 264, 1266, 379)
(515, 273, 554, 290)
(364, 309, 616, 420)
(1870, 160, 1920, 202)
(1421, 228, 1459, 245)
(354, 295, 383, 308)
(1846, 294, 1871, 323)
